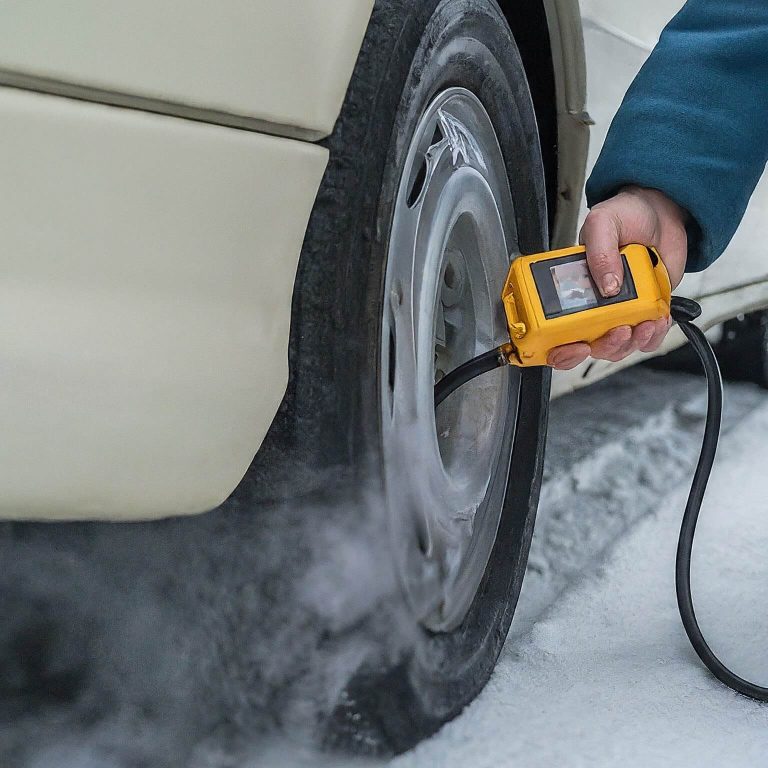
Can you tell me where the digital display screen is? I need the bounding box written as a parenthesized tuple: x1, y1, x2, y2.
(549, 260, 599, 312)
(530, 252, 638, 319)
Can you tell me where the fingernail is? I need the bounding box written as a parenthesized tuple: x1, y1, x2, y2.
(548, 353, 564, 368)
(551, 353, 582, 370)
(548, 351, 573, 369)
(613, 325, 632, 342)
(601, 273, 620, 297)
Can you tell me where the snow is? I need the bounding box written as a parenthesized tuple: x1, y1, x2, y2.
(3, 368, 768, 767)
(391, 391, 768, 767)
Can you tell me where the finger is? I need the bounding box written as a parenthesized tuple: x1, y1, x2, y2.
(639, 316, 672, 353)
(599, 322, 656, 363)
(589, 325, 633, 360)
(547, 342, 591, 370)
(631, 320, 657, 351)
(580, 209, 625, 297)
(659, 227, 687, 289)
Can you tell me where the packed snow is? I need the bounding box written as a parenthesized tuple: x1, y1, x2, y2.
(392, 385, 768, 768)
(247, 369, 768, 768)
(2, 367, 767, 767)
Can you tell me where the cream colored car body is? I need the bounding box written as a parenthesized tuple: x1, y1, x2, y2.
(0, 1, 373, 520)
(0, 0, 765, 520)
(552, 0, 768, 396)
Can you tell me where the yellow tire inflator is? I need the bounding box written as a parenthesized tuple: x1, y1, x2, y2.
(434, 243, 671, 406)
(434, 247, 768, 704)
(501, 243, 671, 367)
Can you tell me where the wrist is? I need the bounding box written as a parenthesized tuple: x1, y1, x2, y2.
(621, 185, 689, 228)
(618, 186, 689, 288)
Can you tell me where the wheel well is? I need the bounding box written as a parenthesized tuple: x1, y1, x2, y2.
(497, 0, 558, 236)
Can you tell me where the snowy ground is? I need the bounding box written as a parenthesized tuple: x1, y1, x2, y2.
(392, 382, 768, 768)
(256, 368, 768, 768)
(2, 366, 767, 767)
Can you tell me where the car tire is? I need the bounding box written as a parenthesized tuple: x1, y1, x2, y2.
(715, 310, 768, 389)
(252, 0, 550, 754)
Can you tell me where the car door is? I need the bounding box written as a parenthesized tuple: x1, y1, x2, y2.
(699, 169, 768, 297)
(581, 0, 768, 301)
(578, 0, 701, 299)
(550, 0, 693, 397)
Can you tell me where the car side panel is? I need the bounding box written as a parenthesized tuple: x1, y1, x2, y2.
(552, 1, 688, 396)
(580, 0, 694, 296)
(0, 87, 327, 521)
(554, 0, 768, 397)
(581, 0, 768, 295)
(699, 168, 768, 296)
(579, 0, 684, 46)
(551, 278, 768, 398)
(0, 0, 374, 139)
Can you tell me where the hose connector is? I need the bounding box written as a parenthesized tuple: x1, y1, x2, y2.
(671, 296, 702, 324)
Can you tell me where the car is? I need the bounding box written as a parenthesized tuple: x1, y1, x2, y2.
(1, 0, 766, 755)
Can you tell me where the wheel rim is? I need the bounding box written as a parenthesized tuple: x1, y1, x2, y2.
(381, 88, 522, 632)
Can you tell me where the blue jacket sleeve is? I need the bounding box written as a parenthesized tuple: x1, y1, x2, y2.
(585, 0, 768, 272)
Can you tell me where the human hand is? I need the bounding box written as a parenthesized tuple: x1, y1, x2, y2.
(547, 186, 689, 370)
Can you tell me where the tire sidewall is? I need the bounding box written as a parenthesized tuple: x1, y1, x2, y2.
(271, 0, 551, 751)
(367, 0, 549, 723)
(327, 0, 551, 749)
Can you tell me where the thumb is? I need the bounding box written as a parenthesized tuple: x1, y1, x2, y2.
(580, 208, 624, 298)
